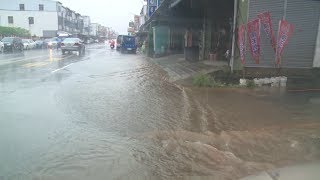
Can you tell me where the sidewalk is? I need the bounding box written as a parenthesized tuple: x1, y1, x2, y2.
(149, 54, 229, 82)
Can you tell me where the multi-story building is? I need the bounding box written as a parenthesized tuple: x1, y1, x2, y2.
(56, 3, 85, 36)
(82, 16, 91, 36)
(0, 0, 90, 38)
(0, 0, 59, 37)
(90, 23, 100, 37)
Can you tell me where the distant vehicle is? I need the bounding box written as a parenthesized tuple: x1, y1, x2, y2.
(22, 39, 36, 50)
(116, 35, 137, 53)
(47, 37, 60, 49)
(0, 41, 4, 53)
(28, 40, 36, 49)
(110, 40, 115, 49)
(35, 40, 44, 49)
(61, 38, 85, 55)
(22, 39, 30, 50)
(1, 37, 24, 52)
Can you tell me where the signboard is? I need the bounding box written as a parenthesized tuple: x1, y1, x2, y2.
(247, 18, 261, 64)
(258, 11, 276, 52)
(148, 0, 157, 17)
(148, 0, 157, 6)
(238, 24, 246, 64)
(275, 19, 294, 65)
(129, 21, 134, 28)
(148, 6, 157, 17)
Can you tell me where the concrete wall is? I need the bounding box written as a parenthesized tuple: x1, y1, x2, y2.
(0, 10, 58, 37)
(0, 0, 57, 11)
(314, 19, 320, 68)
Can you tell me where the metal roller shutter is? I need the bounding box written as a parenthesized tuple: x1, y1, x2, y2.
(245, 0, 320, 68)
(282, 0, 320, 68)
(246, 0, 284, 67)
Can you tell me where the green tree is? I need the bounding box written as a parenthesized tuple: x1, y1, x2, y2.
(0, 26, 31, 38)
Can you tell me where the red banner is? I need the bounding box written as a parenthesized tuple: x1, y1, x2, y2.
(247, 18, 261, 64)
(238, 24, 246, 64)
(275, 19, 294, 64)
(258, 11, 276, 52)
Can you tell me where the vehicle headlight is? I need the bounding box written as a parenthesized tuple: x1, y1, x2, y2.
(48, 42, 52, 45)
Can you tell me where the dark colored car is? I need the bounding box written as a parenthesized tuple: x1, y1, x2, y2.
(61, 38, 85, 55)
(116, 35, 137, 53)
(1, 37, 24, 52)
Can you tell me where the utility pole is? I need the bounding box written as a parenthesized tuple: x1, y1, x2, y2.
(230, 0, 238, 72)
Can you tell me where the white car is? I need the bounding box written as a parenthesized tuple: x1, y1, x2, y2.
(22, 39, 36, 50)
(22, 39, 31, 50)
(28, 39, 36, 49)
(0, 41, 4, 53)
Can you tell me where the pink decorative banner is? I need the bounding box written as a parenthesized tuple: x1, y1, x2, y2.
(238, 24, 246, 64)
(247, 18, 261, 64)
(258, 11, 276, 52)
(276, 19, 294, 65)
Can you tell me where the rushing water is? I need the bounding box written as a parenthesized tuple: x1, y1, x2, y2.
(0, 50, 320, 179)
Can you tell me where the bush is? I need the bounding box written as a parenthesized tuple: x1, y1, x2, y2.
(0, 26, 31, 38)
(246, 80, 256, 88)
(193, 73, 213, 87)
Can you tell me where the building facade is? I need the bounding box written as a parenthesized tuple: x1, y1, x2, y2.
(241, 0, 320, 69)
(0, 0, 91, 38)
(82, 16, 91, 36)
(142, 0, 320, 69)
(90, 23, 100, 36)
(0, 0, 59, 37)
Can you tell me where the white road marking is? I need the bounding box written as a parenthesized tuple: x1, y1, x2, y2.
(51, 63, 74, 73)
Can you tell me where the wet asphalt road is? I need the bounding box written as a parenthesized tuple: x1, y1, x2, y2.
(1, 45, 320, 180)
(0, 45, 165, 179)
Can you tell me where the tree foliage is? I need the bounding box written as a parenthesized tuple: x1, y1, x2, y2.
(0, 26, 31, 37)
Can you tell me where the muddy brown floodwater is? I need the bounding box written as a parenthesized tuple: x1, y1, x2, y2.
(132, 84, 320, 179)
(1, 50, 320, 180)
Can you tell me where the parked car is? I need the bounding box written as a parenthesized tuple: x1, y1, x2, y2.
(28, 39, 36, 49)
(1, 37, 24, 52)
(116, 35, 137, 53)
(61, 38, 85, 55)
(22, 39, 31, 50)
(0, 41, 4, 53)
(35, 40, 45, 48)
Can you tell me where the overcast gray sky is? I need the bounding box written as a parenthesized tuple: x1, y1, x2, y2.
(59, 0, 145, 34)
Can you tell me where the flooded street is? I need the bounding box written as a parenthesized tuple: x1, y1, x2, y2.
(1, 45, 320, 179)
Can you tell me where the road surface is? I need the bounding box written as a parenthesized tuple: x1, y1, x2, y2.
(1, 45, 320, 180)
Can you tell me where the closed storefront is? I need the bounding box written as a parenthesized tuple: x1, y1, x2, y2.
(245, 0, 320, 68)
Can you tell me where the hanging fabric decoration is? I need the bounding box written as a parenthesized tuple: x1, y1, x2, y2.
(275, 19, 294, 65)
(238, 24, 246, 64)
(258, 11, 276, 52)
(247, 18, 261, 64)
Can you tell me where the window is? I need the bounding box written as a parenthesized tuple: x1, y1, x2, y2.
(8, 16, 13, 24)
(28, 17, 34, 25)
(39, 4, 44, 11)
(19, 4, 25, 11)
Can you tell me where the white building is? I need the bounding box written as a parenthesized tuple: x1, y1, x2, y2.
(82, 16, 91, 36)
(0, 0, 59, 37)
(90, 23, 100, 37)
